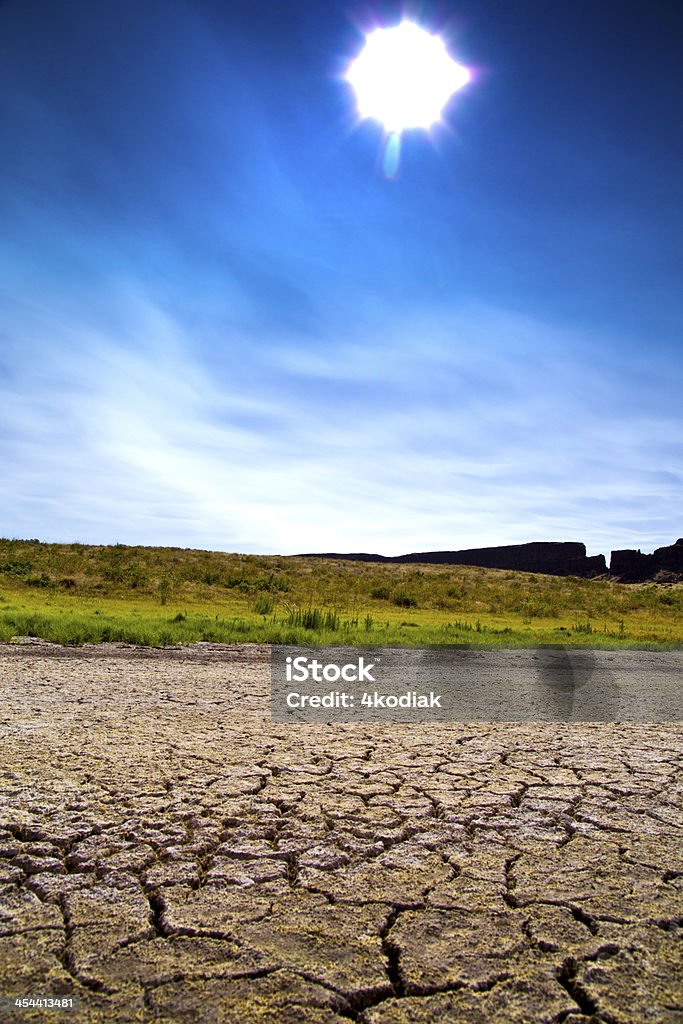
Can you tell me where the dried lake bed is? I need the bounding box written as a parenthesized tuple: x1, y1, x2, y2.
(0, 641, 681, 1023)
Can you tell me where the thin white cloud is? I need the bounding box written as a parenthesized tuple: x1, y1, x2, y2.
(1, 289, 680, 554)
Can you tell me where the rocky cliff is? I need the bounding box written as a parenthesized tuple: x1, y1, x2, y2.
(301, 538, 683, 582)
(396, 542, 607, 576)
(609, 538, 683, 582)
(302, 541, 607, 577)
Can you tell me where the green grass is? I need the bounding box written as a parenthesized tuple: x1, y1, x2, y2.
(0, 538, 681, 647)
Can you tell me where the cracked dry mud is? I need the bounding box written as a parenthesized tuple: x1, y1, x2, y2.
(0, 643, 681, 1023)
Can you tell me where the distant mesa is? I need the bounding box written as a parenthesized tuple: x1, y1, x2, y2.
(610, 538, 683, 582)
(300, 538, 683, 583)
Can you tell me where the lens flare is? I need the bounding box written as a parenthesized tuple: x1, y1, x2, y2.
(345, 20, 470, 134)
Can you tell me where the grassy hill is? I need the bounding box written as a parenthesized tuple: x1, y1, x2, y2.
(0, 538, 681, 647)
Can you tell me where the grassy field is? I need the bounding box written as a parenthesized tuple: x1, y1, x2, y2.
(0, 538, 681, 647)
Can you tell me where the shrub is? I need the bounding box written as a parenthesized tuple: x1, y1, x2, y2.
(393, 591, 417, 608)
(253, 596, 275, 616)
(286, 607, 339, 631)
(202, 572, 222, 585)
(268, 575, 290, 593)
(27, 574, 51, 588)
(0, 561, 33, 577)
(370, 586, 390, 600)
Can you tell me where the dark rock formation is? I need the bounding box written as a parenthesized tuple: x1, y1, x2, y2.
(397, 542, 607, 576)
(609, 539, 683, 582)
(302, 538, 683, 582)
(609, 549, 651, 581)
(301, 541, 607, 578)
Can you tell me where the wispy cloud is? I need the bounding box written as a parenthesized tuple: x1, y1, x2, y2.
(1, 286, 680, 553)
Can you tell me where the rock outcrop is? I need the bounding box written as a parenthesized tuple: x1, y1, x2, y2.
(302, 542, 607, 578)
(302, 539, 683, 582)
(397, 542, 607, 576)
(610, 538, 683, 582)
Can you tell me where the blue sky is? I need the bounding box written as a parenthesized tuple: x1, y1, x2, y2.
(1, 0, 681, 555)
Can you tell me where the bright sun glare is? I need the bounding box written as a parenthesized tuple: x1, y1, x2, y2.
(345, 20, 470, 134)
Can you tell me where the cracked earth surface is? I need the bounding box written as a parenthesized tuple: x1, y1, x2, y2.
(0, 642, 681, 1023)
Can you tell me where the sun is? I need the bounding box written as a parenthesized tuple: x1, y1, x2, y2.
(345, 20, 470, 135)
